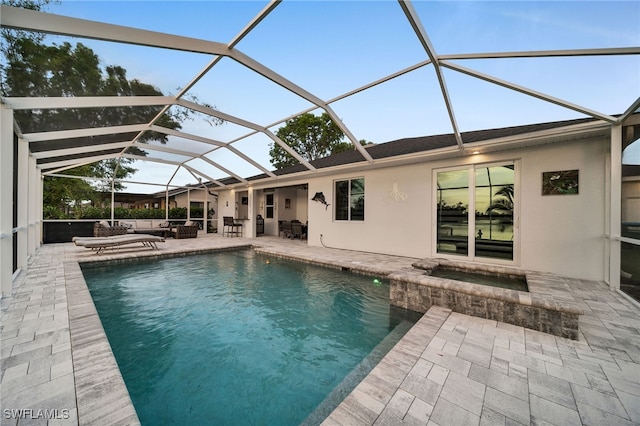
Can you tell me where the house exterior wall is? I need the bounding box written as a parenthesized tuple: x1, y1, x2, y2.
(306, 164, 429, 257)
(517, 137, 607, 280)
(174, 190, 211, 208)
(305, 136, 608, 281)
(217, 135, 609, 281)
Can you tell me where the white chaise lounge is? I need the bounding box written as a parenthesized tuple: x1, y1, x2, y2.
(72, 234, 165, 255)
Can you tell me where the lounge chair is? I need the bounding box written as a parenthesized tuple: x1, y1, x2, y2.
(73, 234, 165, 255)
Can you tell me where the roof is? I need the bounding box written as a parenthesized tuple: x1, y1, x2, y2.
(231, 116, 609, 186)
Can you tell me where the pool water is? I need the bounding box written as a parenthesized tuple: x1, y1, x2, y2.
(429, 267, 528, 291)
(81, 250, 420, 425)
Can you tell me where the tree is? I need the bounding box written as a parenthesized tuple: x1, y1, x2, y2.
(42, 165, 95, 217)
(1, 0, 222, 217)
(485, 185, 514, 216)
(269, 112, 356, 169)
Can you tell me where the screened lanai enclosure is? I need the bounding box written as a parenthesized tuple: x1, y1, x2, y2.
(1, 1, 639, 302)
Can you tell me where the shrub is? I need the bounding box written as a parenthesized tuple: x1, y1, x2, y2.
(169, 207, 187, 219)
(190, 207, 204, 218)
(43, 205, 67, 219)
(113, 207, 131, 219)
(81, 206, 105, 219)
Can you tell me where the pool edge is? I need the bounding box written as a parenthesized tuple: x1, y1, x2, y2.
(65, 260, 141, 425)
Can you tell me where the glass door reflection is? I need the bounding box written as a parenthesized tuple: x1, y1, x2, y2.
(475, 165, 514, 260)
(436, 169, 469, 256)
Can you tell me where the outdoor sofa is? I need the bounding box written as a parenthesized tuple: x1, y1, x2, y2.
(93, 221, 128, 237)
(95, 219, 199, 239)
(119, 219, 174, 237)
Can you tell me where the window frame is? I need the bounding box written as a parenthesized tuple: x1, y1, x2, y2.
(433, 161, 519, 265)
(334, 177, 365, 222)
(265, 193, 274, 219)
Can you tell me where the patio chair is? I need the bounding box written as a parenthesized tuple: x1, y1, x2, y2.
(223, 216, 243, 237)
(94, 221, 128, 237)
(173, 220, 199, 239)
(281, 221, 292, 239)
(291, 222, 306, 240)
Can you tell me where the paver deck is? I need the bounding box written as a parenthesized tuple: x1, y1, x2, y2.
(1, 233, 639, 425)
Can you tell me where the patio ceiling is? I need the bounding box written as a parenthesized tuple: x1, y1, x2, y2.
(1, 1, 639, 193)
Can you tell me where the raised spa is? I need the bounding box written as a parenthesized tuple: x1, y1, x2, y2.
(389, 258, 582, 339)
(428, 266, 528, 292)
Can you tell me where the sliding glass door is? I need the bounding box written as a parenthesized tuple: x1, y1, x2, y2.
(436, 168, 470, 256)
(436, 162, 516, 261)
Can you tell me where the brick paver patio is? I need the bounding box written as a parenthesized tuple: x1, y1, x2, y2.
(1, 234, 638, 425)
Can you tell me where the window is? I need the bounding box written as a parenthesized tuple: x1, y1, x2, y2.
(265, 193, 274, 219)
(335, 178, 365, 221)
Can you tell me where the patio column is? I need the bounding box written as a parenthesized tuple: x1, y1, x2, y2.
(17, 134, 28, 271)
(165, 185, 169, 221)
(608, 124, 622, 291)
(245, 189, 255, 238)
(187, 188, 191, 221)
(28, 156, 39, 256)
(37, 167, 43, 248)
(1, 105, 14, 297)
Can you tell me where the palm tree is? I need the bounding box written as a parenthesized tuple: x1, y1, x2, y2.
(486, 185, 514, 216)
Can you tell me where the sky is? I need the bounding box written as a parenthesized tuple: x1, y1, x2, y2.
(26, 1, 640, 192)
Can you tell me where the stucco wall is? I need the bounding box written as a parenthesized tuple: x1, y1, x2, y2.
(305, 136, 608, 281)
(306, 165, 430, 257)
(517, 138, 607, 280)
(218, 136, 609, 281)
(175, 190, 214, 209)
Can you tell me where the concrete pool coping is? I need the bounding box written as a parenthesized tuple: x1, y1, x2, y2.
(2, 235, 639, 425)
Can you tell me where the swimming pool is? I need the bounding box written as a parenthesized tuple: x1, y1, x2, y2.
(81, 250, 420, 425)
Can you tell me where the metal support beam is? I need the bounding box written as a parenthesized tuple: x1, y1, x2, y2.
(609, 125, 622, 290)
(178, 99, 316, 172)
(398, 0, 464, 149)
(17, 136, 28, 271)
(0, 5, 229, 55)
(2, 95, 174, 110)
(24, 124, 149, 142)
(439, 47, 640, 60)
(441, 60, 618, 123)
